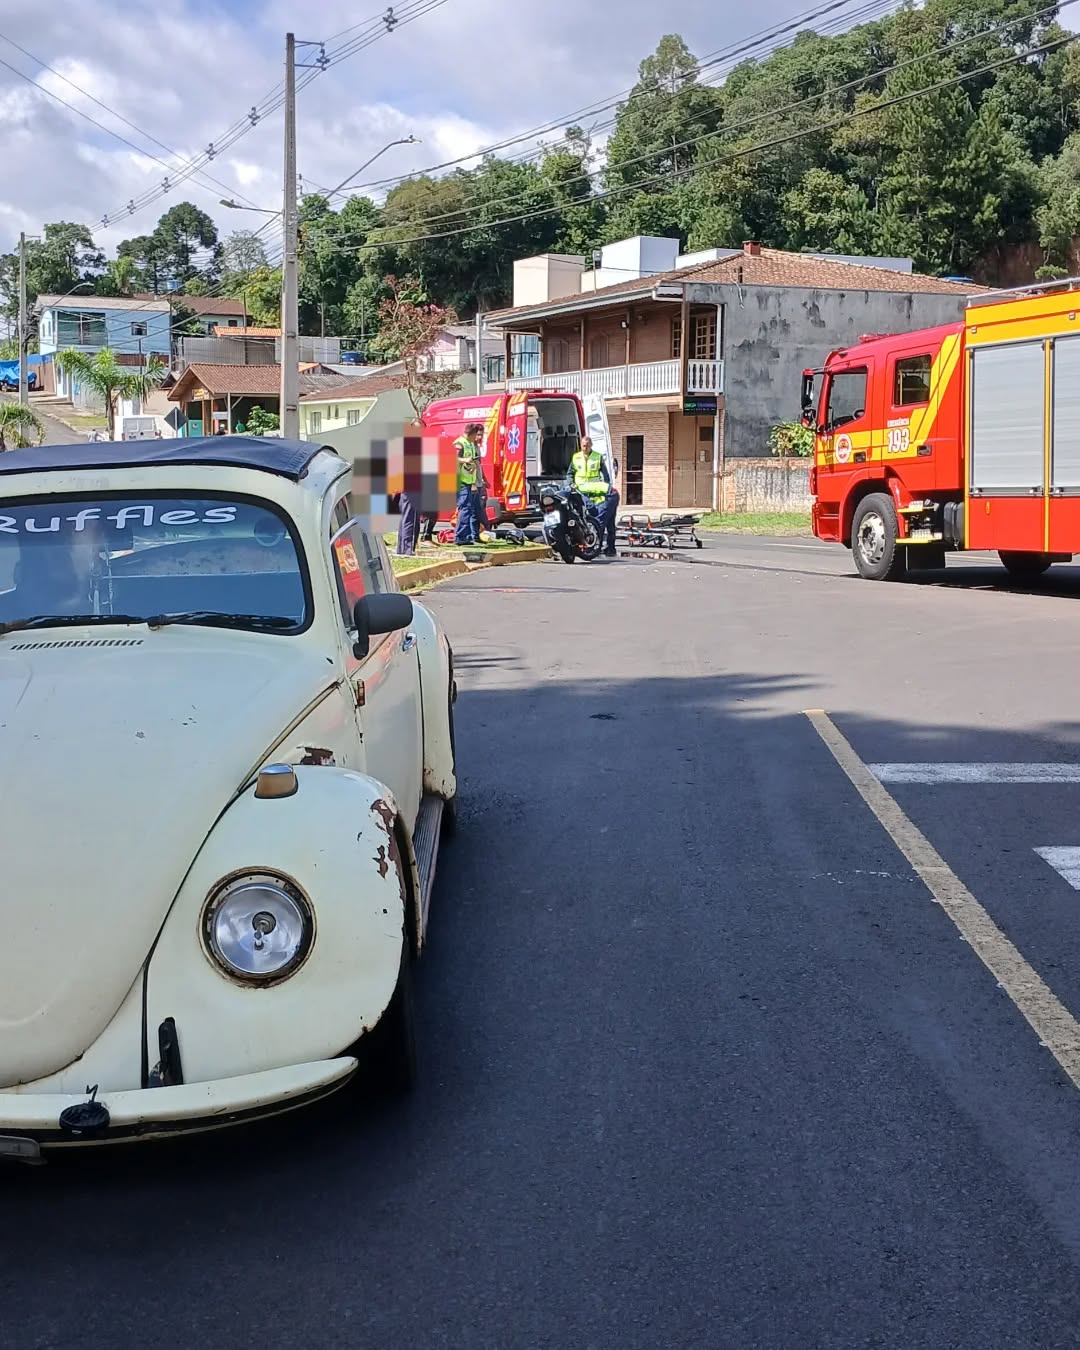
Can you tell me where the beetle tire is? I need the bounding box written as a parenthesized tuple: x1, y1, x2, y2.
(851, 492, 906, 581)
(998, 550, 1053, 580)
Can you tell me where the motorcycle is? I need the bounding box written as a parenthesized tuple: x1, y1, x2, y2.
(539, 485, 603, 564)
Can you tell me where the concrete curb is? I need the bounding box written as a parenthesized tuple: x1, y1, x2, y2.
(396, 544, 552, 592)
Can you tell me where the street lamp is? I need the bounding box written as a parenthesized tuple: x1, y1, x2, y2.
(325, 135, 419, 200)
(219, 199, 280, 216)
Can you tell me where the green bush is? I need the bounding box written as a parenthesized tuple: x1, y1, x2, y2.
(768, 420, 815, 458)
(244, 406, 280, 436)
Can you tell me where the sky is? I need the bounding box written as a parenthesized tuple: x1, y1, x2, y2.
(0, 0, 854, 263)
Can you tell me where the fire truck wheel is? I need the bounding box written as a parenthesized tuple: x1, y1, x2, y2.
(852, 493, 906, 582)
(998, 550, 1053, 580)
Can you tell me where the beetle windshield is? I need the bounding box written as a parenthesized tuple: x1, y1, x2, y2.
(0, 495, 308, 632)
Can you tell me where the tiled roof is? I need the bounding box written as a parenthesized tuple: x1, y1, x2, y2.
(300, 368, 408, 401)
(169, 363, 283, 399)
(488, 246, 989, 322)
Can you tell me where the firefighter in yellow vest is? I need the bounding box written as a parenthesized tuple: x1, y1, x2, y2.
(454, 423, 485, 545)
(568, 436, 619, 556)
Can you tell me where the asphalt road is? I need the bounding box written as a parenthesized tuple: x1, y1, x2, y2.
(11, 535, 1080, 1347)
(1, 395, 85, 446)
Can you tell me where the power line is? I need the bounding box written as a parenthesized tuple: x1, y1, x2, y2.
(317, 27, 1078, 258)
(328, 0, 899, 199)
(313, 0, 1072, 248)
(0, 32, 263, 211)
(1, 0, 444, 242)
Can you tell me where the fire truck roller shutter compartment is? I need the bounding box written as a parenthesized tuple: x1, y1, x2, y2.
(968, 340, 1046, 553)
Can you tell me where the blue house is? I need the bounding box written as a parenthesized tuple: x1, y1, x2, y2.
(36, 294, 173, 402)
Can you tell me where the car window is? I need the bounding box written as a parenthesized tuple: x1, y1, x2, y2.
(893, 354, 932, 407)
(0, 495, 308, 631)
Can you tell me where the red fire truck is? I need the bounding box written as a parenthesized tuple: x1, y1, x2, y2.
(422, 388, 614, 524)
(802, 279, 1080, 581)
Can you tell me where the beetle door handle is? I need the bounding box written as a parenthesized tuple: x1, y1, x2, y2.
(401, 632, 417, 653)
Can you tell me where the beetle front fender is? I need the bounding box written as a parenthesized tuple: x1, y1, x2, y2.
(145, 767, 409, 1086)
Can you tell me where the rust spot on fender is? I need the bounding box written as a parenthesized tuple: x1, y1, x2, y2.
(374, 845, 389, 877)
(370, 798, 395, 834)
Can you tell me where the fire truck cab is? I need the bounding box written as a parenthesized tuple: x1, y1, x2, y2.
(803, 280, 1080, 581)
(422, 389, 589, 525)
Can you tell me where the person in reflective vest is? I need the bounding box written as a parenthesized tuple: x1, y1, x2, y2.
(568, 436, 619, 556)
(454, 423, 485, 545)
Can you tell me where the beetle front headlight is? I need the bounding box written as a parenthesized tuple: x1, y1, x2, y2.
(202, 873, 314, 984)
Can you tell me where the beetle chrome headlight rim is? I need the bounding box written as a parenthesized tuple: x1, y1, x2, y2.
(201, 871, 315, 986)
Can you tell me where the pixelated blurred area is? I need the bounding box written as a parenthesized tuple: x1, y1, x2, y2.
(348, 419, 459, 533)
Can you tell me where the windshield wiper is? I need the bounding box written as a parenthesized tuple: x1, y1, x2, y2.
(0, 613, 147, 637)
(145, 611, 296, 632)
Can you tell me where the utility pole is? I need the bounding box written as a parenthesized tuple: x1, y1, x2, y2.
(18, 232, 27, 406)
(475, 310, 483, 394)
(280, 31, 299, 440)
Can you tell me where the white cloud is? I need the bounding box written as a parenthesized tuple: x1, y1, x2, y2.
(0, 0, 820, 258)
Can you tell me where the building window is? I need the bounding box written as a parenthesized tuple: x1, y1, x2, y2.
(671, 314, 718, 362)
(130, 321, 148, 338)
(310, 410, 322, 433)
(56, 311, 107, 347)
(893, 354, 932, 406)
(347, 408, 362, 426)
(547, 337, 573, 374)
(510, 334, 539, 380)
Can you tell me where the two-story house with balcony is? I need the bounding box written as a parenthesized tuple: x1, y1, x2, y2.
(487, 237, 981, 511)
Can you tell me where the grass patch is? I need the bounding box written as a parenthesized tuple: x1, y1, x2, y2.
(389, 540, 546, 576)
(696, 511, 811, 535)
(62, 414, 109, 430)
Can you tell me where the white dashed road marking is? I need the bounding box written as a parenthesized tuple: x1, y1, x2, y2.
(808, 712, 1080, 1094)
(870, 763, 1080, 784)
(1035, 847, 1080, 890)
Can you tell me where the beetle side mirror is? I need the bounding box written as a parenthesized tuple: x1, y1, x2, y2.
(352, 593, 414, 659)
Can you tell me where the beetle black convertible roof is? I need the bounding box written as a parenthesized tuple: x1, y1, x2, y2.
(0, 435, 339, 481)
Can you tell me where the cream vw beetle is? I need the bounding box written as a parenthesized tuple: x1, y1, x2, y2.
(0, 436, 457, 1159)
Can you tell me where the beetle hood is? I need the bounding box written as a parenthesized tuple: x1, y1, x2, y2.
(0, 632, 337, 1086)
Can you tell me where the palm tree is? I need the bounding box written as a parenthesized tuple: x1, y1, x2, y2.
(56, 349, 167, 440)
(0, 402, 45, 451)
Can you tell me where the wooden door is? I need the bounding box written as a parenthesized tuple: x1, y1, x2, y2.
(669, 415, 713, 508)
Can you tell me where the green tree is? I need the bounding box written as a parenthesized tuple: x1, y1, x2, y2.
(1036, 131, 1080, 273)
(151, 202, 219, 288)
(221, 230, 270, 291)
(0, 222, 105, 319)
(243, 405, 280, 435)
(605, 35, 723, 190)
(56, 349, 167, 440)
(0, 402, 45, 451)
(238, 265, 282, 327)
